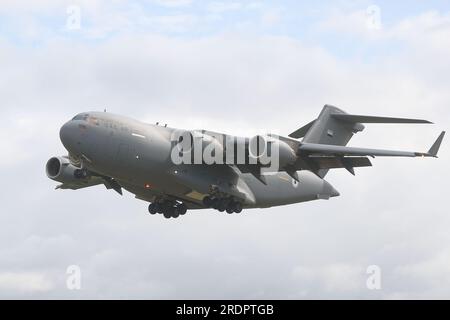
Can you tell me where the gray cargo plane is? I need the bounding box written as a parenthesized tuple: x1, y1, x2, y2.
(46, 105, 444, 219)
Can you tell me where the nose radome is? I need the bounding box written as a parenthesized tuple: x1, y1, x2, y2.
(59, 122, 69, 144)
(59, 121, 78, 152)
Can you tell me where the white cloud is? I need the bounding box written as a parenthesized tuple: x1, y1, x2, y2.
(207, 2, 243, 13)
(0, 3, 449, 299)
(391, 252, 450, 299)
(317, 8, 383, 38)
(151, 0, 193, 7)
(143, 14, 198, 33)
(0, 272, 53, 294)
(317, 8, 450, 49)
(292, 264, 365, 297)
(260, 8, 282, 27)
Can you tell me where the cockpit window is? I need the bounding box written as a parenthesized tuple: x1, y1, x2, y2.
(72, 113, 89, 121)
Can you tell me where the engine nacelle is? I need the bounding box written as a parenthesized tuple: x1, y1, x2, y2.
(169, 130, 297, 169)
(272, 139, 297, 169)
(249, 135, 297, 170)
(46, 157, 84, 184)
(170, 130, 225, 165)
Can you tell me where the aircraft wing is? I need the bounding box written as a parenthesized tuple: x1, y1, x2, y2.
(55, 177, 104, 190)
(301, 144, 423, 157)
(56, 174, 123, 195)
(299, 131, 445, 158)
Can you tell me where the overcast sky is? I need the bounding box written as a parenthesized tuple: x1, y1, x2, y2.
(0, 0, 449, 299)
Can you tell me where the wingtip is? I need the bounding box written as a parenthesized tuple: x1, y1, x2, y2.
(427, 131, 445, 157)
(417, 119, 434, 124)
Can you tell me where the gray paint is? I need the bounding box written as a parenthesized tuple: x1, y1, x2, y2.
(46, 105, 443, 217)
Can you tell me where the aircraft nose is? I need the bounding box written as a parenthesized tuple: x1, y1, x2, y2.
(59, 121, 78, 152)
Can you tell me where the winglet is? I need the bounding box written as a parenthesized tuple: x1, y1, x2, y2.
(427, 131, 445, 157)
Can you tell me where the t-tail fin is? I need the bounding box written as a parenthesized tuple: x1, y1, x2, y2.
(289, 104, 432, 146)
(288, 104, 434, 177)
(288, 105, 365, 146)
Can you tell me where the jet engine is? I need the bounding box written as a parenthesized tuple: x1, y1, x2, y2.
(170, 130, 298, 169)
(249, 135, 297, 170)
(171, 130, 225, 164)
(46, 157, 87, 183)
(271, 138, 298, 169)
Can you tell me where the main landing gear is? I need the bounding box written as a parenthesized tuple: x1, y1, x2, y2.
(148, 201, 187, 219)
(202, 196, 243, 214)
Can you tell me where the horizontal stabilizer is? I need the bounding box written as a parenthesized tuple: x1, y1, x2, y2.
(331, 114, 432, 124)
(289, 120, 316, 138)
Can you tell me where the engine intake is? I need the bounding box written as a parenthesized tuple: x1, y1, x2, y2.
(46, 157, 84, 184)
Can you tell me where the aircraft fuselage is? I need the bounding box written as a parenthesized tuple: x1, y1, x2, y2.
(57, 112, 338, 211)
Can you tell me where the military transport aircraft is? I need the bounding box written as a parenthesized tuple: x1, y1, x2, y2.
(46, 105, 444, 219)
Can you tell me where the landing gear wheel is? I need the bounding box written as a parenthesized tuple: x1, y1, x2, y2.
(163, 212, 172, 219)
(177, 203, 187, 215)
(203, 196, 213, 207)
(218, 200, 227, 212)
(148, 203, 158, 215)
(211, 199, 219, 210)
(166, 206, 175, 216)
(226, 207, 234, 214)
(233, 202, 243, 214)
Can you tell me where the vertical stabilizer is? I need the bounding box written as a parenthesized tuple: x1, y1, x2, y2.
(302, 105, 364, 146)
